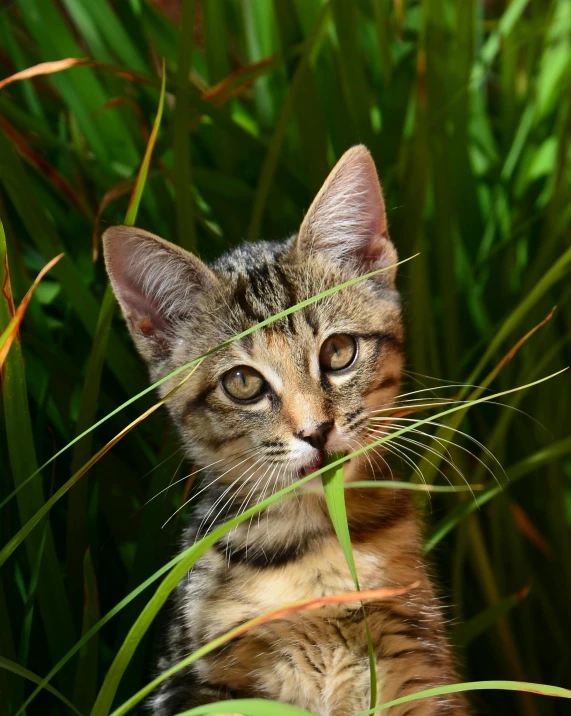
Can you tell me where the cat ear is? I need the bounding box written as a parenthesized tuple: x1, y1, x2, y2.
(103, 226, 218, 360)
(296, 145, 397, 283)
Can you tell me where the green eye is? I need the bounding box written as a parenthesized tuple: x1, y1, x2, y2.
(319, 334, 357, 372)
(222, 366, 266, 402)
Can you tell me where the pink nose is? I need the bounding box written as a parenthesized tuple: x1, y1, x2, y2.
(298, 421, 334, 451)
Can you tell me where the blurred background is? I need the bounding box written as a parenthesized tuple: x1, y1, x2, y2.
(0, 1, 570, 714)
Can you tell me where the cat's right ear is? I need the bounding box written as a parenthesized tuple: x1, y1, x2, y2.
(103, 226, 218, 362)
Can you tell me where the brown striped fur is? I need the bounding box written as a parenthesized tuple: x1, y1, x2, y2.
(104, 146, 467, 715)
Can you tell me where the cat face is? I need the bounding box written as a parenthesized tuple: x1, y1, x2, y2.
(104, 146, 404, 490)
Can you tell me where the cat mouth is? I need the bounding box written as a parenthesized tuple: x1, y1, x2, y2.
(298, 452, 324, 479)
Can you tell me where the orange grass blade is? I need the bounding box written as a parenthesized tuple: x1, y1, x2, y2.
(0, 117, 91, 218)
(92, 179, 135, 262)
(124, 60, 166, 227)
(0, 360, 201, 569)
(0, 252, 63, 370)
(110, 583, 419, 716)
(0, 58, 89, 91)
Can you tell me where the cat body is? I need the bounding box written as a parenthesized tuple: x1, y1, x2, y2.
(104, 146, 466, 715)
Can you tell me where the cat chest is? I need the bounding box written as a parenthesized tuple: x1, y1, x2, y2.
(187, 537, 387, 647)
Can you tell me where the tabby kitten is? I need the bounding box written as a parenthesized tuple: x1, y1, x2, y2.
(104, 146, 467, 716)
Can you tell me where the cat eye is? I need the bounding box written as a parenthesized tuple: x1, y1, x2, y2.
(222, 365, 266, 402)
(319, 334, 357, 372)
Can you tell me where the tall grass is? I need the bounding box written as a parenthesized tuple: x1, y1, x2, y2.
(0, 1, 570, 714)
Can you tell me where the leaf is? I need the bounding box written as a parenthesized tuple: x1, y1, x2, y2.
(0, 57, 89, 91)
(0, 252, 63, 370)
(0, 656, 82, 716)
(15, 366, 565, 712)
(2, 254, 418, 513)
(321, 453, 378, 709)
(178, 700, 317, 716)
(111, 585, 415, 716)
(358, 680, 571, 714)
(453, 586, 531, 648)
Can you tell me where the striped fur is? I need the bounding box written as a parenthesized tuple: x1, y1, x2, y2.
(104, 146, 467, 715)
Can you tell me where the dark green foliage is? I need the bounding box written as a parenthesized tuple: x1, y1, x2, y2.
(0, 1, 570, 714)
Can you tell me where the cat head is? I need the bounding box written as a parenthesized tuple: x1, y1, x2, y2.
(104, 145, 404, 489)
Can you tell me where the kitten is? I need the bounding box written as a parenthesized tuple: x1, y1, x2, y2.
(104, 146, 467, 716)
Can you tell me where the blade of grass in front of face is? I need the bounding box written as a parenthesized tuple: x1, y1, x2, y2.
(0, 220, 75, 672)
(67, 66, 166, 605)
(112, 585, 413, 715)
(3, 356, 565, 577)
(321, 453, 377, 710)
(1, 256, 417, 513)
(18, 366, 565, 712)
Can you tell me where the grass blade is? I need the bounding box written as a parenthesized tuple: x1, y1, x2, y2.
(0, 657, 82, 716)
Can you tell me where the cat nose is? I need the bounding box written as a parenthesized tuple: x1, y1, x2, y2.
(298, 420, 334, 451)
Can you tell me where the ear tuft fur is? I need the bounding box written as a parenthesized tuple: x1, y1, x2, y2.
(296, 145, 397, 282)
(103, 226, 217, 360)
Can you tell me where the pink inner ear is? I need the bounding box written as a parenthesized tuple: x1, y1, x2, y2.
(119, 279, 170, 335)
(297, 145, 394, 272)
(104, 225, 219, 342)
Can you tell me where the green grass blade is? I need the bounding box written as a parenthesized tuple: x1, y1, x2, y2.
(66, 65, 166, 596)
(173, 0, 197, 251)
(15, 367, 564, 712)
(0, 656, 82, 716)
(424, 434, 571, 554)
(247, 4, 330, 240)
(358, 680, 571, 714)
(178, 700, 316, 716)
(1, 255, 418, 513)
(0, 219, 75, 666)
(321, 453, 378, 709)
(453, 586, 530, 648)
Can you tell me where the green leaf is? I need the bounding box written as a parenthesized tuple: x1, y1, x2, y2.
(358, 680, 571, 714)
(0, 656, 82, 715)
(321, 453, 378, 709)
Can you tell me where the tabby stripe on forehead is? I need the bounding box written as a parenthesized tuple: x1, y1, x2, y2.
(234, 275, 264, 322)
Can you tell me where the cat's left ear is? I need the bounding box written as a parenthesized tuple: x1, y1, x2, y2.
(295, 145, 397, 283)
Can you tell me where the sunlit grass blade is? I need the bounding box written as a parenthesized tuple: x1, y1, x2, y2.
(1, 255, 418, 513)
(321, 453, 378, 709)
(0, 656, 82, 716)
(0, 252, 63, 369)
(111, 584, 415, 716)
(15, 366, 565, 712)
(179, 701, 317, 716)
(358, 680, 571, 714)
(1, 359, 202, 570)
(247, 3, 330, 240)
(424, 434, 571, 554)
(66, 62, 166, 599)
(0, 219, 75, 665)
(0, 57, 89, 91)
